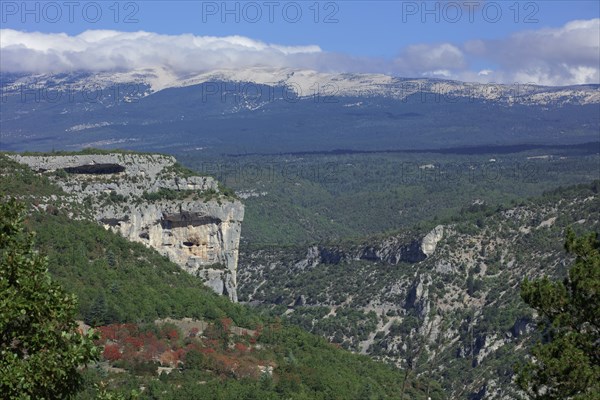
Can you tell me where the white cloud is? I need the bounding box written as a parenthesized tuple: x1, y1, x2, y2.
(393, 43, 467, 77)
(463, 18, 600, 85)
(1, 19, 599, 86)
(0, 29, 324, 73)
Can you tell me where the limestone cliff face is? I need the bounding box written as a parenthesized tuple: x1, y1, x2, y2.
(11, 153, 244, 301)
(307, 226, 444, 266)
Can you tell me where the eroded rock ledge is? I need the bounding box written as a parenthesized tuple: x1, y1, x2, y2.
(304, 225, 445, 266)
(11, 153, 244, 302)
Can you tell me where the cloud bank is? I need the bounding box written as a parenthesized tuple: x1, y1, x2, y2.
(1, 18, 598, 86)
(0, 30, 326, 73)
(462, 19, 600, 85)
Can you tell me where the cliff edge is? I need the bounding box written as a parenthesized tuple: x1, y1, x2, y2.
(10, 152, 244, 301)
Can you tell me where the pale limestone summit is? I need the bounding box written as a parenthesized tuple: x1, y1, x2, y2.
(11, 153, 244, 302)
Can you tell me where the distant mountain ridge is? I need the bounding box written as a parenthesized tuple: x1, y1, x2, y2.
(3, 67, 599, 105)
(1, 67, 599, 154)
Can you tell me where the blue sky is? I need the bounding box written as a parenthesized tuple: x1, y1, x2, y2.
(1, 1, 599, 84)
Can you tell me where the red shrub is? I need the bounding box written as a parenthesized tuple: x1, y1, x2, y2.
(175, 348, 186, 360)
(124, 336, 144, 350)
(97, 325, 118, 342)
(167, 329, 179, 341)
(220, 318, 232, 332)
(235, 343, 249, 353)
(103, 344, 122, 361)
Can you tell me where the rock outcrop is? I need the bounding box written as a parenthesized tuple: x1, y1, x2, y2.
(421, 225, 444, 257)
(309, 226, 444, 266)
(11, 153, 244, 301)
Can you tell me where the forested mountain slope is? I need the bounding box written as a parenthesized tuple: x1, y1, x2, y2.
(238, 181, 600, 399)
(0, 152, 438, 399)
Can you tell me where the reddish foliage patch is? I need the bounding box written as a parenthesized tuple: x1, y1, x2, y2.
(220, 318, 232, 332)
(96, 321, 264, 381)
(235, 343, 249, 353)
(124, 336, 144, 350)
(103, 343, 122, 361)
(160, 350, 179, 367)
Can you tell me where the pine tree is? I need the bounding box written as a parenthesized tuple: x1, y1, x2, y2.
(517, 229, 600, 399)
(0, 199, 99, 399)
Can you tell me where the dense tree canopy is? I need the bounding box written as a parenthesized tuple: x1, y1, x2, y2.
(0, 199, 99, 399)
(518, 229, 600, 399)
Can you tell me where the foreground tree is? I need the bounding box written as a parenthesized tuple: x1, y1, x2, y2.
(0, 199, 99, 399)
(517, 229, 600, 399)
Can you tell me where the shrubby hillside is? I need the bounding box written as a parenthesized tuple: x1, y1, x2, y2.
(238, 181, 600, 399)
(0, 152, 438, 399)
